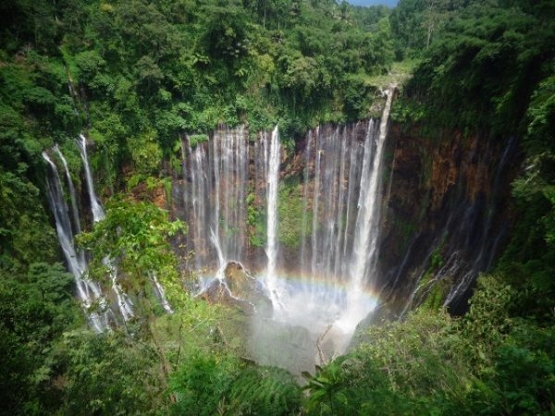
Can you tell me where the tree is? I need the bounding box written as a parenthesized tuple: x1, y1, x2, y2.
(56, 329, 168, 415)
(79, 198, 185, 299)
(0, 263, 80, 415)
(78, 197, 186, 386)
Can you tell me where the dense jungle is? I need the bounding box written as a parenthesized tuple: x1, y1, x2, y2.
(1, 0, 555, 414)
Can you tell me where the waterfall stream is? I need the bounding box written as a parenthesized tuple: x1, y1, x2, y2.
(179, 89, 395, 370)
(44, 137, 160, 329)
(76, 136, 134, 321)
(43, 151, 107, 332)
(265, 126, 282, 309)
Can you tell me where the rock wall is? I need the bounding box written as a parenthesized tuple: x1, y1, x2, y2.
(168, 121, 522, 316)
(377, 125, 521, 314)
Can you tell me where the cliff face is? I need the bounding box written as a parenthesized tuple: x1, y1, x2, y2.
(378, 124, 521, 314)
(167, 120, 521, 316)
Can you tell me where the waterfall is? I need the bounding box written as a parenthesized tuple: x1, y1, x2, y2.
(76, 136, 134, 321)
(351, 88, 394, 287)
(299, 130, 312, 270)
(183, 127, 250, 272)
(336, 88, 394, 334)
(441, 134, 518, 309)
(213, 126, 249, 263)
(53, 145, 81, 236)
(42, 151, 106, 332)
(77, 135, 104, 222)
(46, 137, 179, 323)
(44, 138, 148, 328)
(302, 124, 366, 283)
(309, 126, 322, 278)
(187, 141, 210, 270)
(265, 126, 281, 306)
(180, 90, 395, 368)
(263, 90, 394, 351)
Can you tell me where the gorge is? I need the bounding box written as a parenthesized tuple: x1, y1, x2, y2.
(3, 0, 554, 413)
(43, 86, 518, 373)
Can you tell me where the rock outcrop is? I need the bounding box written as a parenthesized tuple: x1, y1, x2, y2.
(200, 261, 272, 316)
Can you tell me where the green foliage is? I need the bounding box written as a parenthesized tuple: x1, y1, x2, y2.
(170, 351, 301, 416)
(78, 198, 186, 307)
(56, 330, 168, 415)
(226, 366, 301, 415)
(303, 275, 555, 415)
(302, 310, 470, 415)
(404, 0, 555, 134)
(0, 263, 81, 415)
(390, 0, 461, 60)
(0, 262, 78, 347)
(460, 276, 555, 415)
(495, 34, 555, 322)
(488, 342, 555, 415)
(278, 180, 311, 248)
(129, 128, 163, 176)
(302, 357, 354, 415)
(390, 95, 426, 123)
(70, 0, 393, 147)
(170, 352, 239, 415)
(188, 133, 209, 149)
(0, 169, 58, 267)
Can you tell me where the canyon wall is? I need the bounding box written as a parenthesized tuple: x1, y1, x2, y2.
(44, 115, 522, 332)
(378, 125, 521, 314)
(168, 121, 522, 316)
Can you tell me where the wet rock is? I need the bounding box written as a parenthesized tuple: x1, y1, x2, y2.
(201, 262, 273, 317)
(225, 262, 256, 298)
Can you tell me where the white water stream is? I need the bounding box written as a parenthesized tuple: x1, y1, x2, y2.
(76, 136, 134, 322)
(179, 89, 395, 369)
(265, 126, 282, 309)
(43, 151, 106, 332)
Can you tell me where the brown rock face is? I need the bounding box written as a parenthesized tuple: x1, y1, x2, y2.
(378, 124, 520, 313)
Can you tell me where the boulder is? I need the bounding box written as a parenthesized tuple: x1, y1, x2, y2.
(201, 262, 273, 317)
